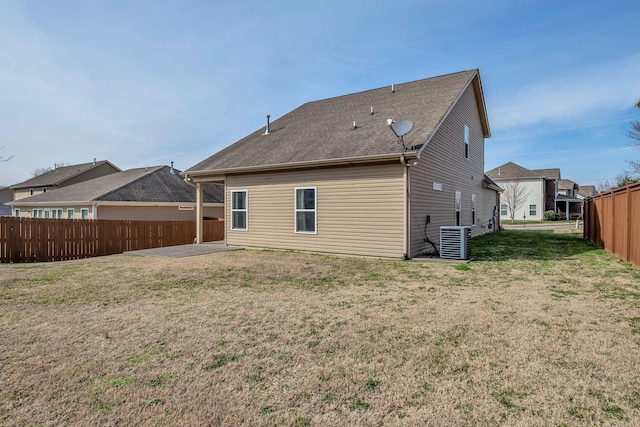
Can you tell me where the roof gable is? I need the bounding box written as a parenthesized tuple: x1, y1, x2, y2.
(10, 160, 120, 189)
(9, 166, 223, 205)
(486, 162, 561, 180)
(187, 70, 488, 174)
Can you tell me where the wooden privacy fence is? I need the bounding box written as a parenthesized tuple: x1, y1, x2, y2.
(0, 217, 225, 263)
(584, 181, 640, 268)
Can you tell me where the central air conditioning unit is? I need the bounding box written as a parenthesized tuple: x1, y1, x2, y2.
(440, 226, 471, 260)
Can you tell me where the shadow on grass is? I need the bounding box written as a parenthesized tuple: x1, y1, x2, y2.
(471, 230, 599, 261)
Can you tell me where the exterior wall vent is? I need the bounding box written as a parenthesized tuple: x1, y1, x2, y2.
(440, 226, 471, 260)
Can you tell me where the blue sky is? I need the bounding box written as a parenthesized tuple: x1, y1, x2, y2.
(1, 0, 639, 187)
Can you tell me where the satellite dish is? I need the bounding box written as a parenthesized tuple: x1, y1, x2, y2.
(391, 120, 414, 138)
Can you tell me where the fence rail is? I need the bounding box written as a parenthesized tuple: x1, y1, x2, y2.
(0, 217, 224, 263)
(584, 181, 640, 268)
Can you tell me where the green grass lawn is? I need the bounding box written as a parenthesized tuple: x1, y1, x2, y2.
(1, 230, 638, 426)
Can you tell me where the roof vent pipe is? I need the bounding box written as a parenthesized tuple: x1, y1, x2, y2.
(370, 106, 374, 115)
(264, 114, 271, 135)
(93, 158, 96, 165)
(352, 121, 357, 130)
(170, 161, 175, 175)
(391, 84, 395, 93)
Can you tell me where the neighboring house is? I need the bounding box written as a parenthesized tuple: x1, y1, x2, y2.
(8, 165, 223, 221)
(578, 185, 596, 199)
(485, 162, 560, 221)
(10, 160, 121, 201)
(557, 179, 583, 219)
(0, 187, 12, 216)
(185, 69, 499, 259)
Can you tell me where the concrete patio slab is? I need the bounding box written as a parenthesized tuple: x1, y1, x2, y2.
(124, 242, 243, 258)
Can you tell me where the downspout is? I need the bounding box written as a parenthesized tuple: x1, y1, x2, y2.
(195, 182, 203, 244)
(401, 155, 410, 260)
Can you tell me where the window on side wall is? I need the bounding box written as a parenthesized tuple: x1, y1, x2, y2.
(231, 190, 248, 231)
(295, 187, 316, 234)
(500, 204, 507, 216)
(529, 204, 537, 217)
(14, 209, 20, 217)
(464, 125, 469, 159)
(455, 191, 461, 226)
(81, 208, 89, 220)
(67, 209, 74, 219)
(471, 194, 476, 225)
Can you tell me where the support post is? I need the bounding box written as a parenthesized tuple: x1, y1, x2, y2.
(196, 182, 203, 244)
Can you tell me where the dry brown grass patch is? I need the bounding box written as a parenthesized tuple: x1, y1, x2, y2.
(1, 233, 639, 425)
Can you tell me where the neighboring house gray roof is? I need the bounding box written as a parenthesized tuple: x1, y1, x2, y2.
(187, 69, 489, 174)
(9, 160, 121, 189)
(578, 185, 596, 198)
(559, 179, 578, 191)
(8, 166, 223, 205)
(486, 162, 561, 180)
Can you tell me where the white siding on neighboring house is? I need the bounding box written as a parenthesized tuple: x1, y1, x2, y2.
(497, 178, 544, 221)
(225, 164, 405, 258)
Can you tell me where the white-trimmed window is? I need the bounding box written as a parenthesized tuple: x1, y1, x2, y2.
(81, 208, 89, 220)
(32, 209, 43, 218)
(42, 187, 47, 193)
(67, 209, 75, 219)
(51, 209, 63, 219)
(500, 204, 507, 216)
(231, 190, 248, 231)
(44, 209, 50, 219)
(464, 125, 469, 159)
(295, 187, 317, 234)
(529, 204, 537, 217)
(455, 191, 462, 226)
(471, 194, 476, 225)
(14, 209, 20, 217)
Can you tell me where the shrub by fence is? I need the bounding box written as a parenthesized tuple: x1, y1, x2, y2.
(584, 181, 640, 268)
(0, 217, 225, 263)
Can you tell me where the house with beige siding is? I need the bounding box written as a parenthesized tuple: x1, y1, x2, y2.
(185, 69, 499, 259)
(9, 160, 121, 201)
(8, 165, 223, 221)
(485, 162, 560, 221)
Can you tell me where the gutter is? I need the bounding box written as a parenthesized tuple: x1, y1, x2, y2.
(186, 151, 418, 180)
(8, 201, 223, 208)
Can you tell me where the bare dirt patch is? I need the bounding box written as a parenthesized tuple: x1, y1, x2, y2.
(1, 231, 639, 425)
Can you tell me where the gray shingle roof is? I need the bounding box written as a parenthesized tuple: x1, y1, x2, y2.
(559, 179, 578, 191)
(187, 70, 488, 174)
(486, 162, 561, 180)
(9, 160, 120, 189)
(578, 185, 596, 198)
(8, 166, 223, 205)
